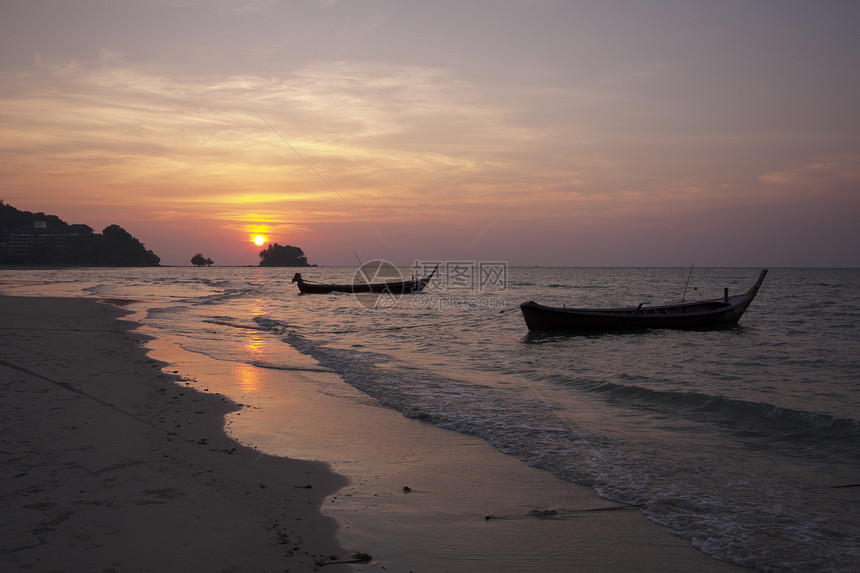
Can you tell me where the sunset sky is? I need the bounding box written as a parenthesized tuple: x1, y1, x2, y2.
(1, 0, 858, 267)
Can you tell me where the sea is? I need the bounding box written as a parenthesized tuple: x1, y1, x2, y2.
(1, 266, 857, 572)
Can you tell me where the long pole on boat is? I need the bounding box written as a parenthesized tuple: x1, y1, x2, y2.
(354, 251, 371, 283)
(681, 264, 694, 302)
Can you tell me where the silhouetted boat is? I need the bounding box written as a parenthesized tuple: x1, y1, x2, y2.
(520, 270, 767, 332)
(292, 266, 438, 295)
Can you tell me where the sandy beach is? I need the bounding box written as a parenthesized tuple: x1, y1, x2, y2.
(1, 294, 745, 572)
(0, 296, 352, 572)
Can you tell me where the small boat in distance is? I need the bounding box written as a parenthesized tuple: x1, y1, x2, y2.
(520, 270, 767, 332)
(292, 266, 438, 295)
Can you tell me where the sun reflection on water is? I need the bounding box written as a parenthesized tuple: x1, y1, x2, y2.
(239, 334, 265, 392)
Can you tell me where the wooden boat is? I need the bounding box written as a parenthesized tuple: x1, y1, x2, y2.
(292, 266, 437, 295)
(520, 270, 767, 332)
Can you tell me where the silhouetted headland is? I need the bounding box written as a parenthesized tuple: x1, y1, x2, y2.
(0, 201, 160, 267)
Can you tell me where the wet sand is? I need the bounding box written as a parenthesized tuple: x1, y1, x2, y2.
(0, 295, 352, 572)
(143, 312, 746, 572)
(1, 294, 744, 572)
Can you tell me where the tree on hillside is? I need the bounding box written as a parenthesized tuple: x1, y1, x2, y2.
(258, 243, 311, 267)
(191, 253, 214, 266)
(98, 224, 161, 266)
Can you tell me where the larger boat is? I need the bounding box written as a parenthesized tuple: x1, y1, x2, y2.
(292, 266, 437, 295)
(520, 270, 767, 332)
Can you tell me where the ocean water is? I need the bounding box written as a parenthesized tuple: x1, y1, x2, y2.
(1, 266, 858, 572)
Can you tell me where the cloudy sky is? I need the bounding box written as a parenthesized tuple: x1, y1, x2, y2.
(1, 0, 858, 266)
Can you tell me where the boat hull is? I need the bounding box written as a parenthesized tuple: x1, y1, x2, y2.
(293, 266, 437, 295)
(520, 270, 767, 332)
(296, 278, 431, 295)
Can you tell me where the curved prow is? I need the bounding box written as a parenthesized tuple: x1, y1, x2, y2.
(291, 272, 303, 284)
(409, 265, 439, 293)
(749, 269, 768, 296)
(424, 265, 439, 282)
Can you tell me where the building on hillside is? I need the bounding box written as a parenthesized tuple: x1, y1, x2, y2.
(2, 221, 95, 263)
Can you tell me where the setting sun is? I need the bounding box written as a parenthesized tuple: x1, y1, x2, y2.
(253, 235, 266, 246)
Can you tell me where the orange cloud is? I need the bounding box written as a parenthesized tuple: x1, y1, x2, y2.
(759, 155, 860, 188)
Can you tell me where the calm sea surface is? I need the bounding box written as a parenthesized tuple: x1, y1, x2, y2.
(2, 266, 858, 572)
